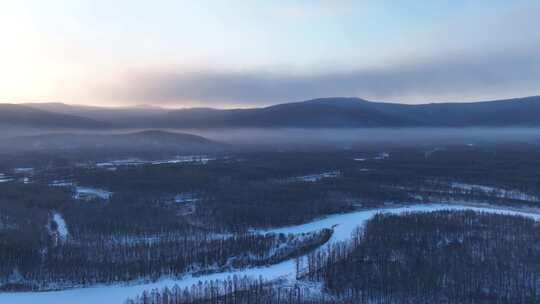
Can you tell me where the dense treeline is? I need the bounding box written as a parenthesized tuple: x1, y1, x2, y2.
(10, 147, 539, 233)
(126, 276, 336, 304)
(66, 147, 540, 229)
(0, 183, 73, 291)
(66, 152, 414, 229)
(63, 192, 195, 235)
(2, 145, 540, 293)
(71, 152, 363, 229)
(0, 228, 330, 291)
(132, 211, 540, 304)
(307, 211, 540, 303)
(0, 178, 334, 291)
(366, 145, 540, 199)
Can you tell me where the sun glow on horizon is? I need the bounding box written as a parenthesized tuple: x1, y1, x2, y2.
(1, 0, 539, 107)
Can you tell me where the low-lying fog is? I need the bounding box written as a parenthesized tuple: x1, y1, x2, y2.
(1, 127, 540, 151)
(190, 127, 540, 147)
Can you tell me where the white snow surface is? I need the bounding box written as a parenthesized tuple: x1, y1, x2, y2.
(53, 213, 69, 239)
(290, 171, 340, 183)
(0, 173, 14, 183)
(174, 193, 199, 204)
(95, 156, 216, 168)
(3, 203, 540, 304)
(14, 168, 34, 174)
(74, 187, 113, 200)
(373, 152, 390, 160)
(50, 180, 75, 187)
(262, 204, 540, 244)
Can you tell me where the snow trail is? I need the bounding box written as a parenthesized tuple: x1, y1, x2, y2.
(52, 213, 69, 239)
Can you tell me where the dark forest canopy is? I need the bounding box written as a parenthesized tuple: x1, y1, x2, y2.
(130, 211, 540, 304)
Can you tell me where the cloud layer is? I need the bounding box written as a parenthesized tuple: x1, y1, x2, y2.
(94, 2, 540, 107)
(7, 1, 538, 107)
(104, 43, 540, 107)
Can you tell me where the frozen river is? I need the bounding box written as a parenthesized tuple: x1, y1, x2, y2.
(2, 203, 540, 304)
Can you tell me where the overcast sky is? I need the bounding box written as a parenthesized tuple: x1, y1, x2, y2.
(1, 0, 539, 108)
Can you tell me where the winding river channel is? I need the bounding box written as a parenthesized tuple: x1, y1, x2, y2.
(2, 203, 540, 304)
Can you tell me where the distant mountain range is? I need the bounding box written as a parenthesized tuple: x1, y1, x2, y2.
(5, 96, 540, 129)
(0, 104, 107, 129)
(3, 130, 221, 151)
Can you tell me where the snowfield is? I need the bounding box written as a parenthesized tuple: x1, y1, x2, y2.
(2, 203, 540, 304)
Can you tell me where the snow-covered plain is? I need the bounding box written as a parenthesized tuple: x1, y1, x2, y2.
(2, 203, 540, 304)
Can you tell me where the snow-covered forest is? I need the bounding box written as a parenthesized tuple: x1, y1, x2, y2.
(2, 144, 540, 303)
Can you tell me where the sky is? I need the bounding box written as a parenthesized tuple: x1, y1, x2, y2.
(1, 0, 539, 108)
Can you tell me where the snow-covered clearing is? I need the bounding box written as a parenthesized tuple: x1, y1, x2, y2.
(48, 181, 112, 200)
(3, 203, 540, 304)
(290, 171, 340, 183)
(14, 168, 34, 174)
(173, 193, 199, 204)
(49, 180, 75, 187)
(74, 186, 113, 200)
(47, 212, 68, 244)
(52, 213, 69, 239)
(95, 156, 216, 169)
(0, 173, 13, 183)
(374, 152, 390, 160)
(150, 156, 215, 165)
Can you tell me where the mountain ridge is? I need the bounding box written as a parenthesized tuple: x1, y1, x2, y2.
(10, 95, 540, 128)
(2, 130, 221, 151)
(0, 104, 108, 129)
